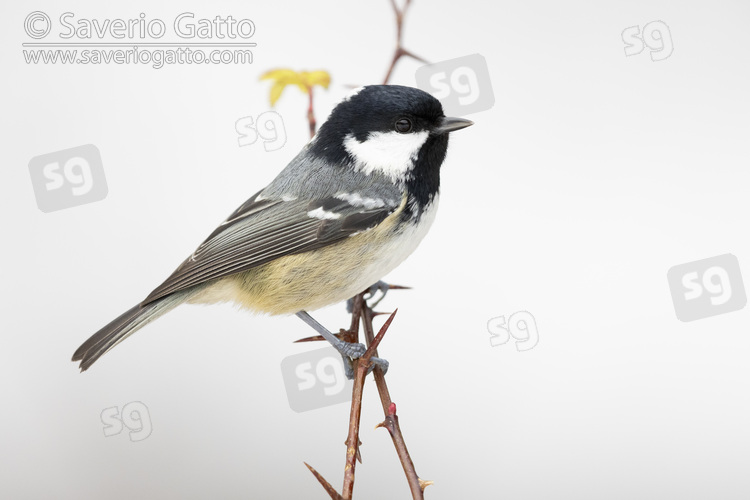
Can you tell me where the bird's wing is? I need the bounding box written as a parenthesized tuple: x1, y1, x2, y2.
(141, 190, 400, 305)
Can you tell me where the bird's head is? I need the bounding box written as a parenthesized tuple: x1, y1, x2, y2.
(311, 85, 473, 184)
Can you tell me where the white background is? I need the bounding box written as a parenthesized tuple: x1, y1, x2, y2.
(2, 1, 749, 498)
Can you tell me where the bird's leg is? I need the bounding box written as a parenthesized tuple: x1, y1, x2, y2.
(296, 310, 389, 379)
(346, 280, 392, 313)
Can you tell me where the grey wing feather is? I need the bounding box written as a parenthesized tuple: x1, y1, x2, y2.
(141, 192, 398, 305)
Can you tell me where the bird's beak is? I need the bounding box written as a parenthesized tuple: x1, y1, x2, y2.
(435, 116, 474, 134)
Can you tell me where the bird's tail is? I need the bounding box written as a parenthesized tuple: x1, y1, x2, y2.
(72, 293, 188, 372)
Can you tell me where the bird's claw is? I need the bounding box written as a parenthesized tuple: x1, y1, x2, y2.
(338, 341, 367, 359)
(346, 280, 398, 312)
(341, 348, 390, 379)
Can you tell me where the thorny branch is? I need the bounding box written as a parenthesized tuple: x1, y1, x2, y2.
(382, 0, 428, 84)
(342, 306, 397, 499)
(362, 302, 430, 499)
(301, 292, 430, 499)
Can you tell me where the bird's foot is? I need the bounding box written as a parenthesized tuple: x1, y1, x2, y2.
(295, 310, 388, 380)
(347, 280, 409, 313)
(338, 343, 389, 379)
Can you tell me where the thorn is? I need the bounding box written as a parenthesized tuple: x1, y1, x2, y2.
(419, 478, 434, 491)
(385, 284, 412, 290)
(293, 335, 325, 343)
(294, 330, 354, 344)
(304, 462, 344, 499)
(366, 309, 397, 355)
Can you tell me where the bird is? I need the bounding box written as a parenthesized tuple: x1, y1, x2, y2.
(72, 84, 473, 375)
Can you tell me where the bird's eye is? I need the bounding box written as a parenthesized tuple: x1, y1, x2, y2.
(395, 118, 412, 133)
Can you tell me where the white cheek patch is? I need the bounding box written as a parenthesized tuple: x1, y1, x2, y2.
(344, 130, 430, 182)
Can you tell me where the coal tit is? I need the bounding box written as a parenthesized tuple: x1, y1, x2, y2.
(72, 84, 473, 374)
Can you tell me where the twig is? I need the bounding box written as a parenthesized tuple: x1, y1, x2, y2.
(362, 306, 429, 499)
(361, 306, 392, 414)
(383, 0, 428, 84)
(348, 293, 364, 338)
(342, 309, 398, 498)
(303, 299, 399, 499)
(375, 406, 433, 497)
(305, 462, 344, 500)
(342, 344, 365, 497)
(307, 87, 316, 139)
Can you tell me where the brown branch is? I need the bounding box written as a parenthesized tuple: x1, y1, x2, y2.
(304, 462, 344, 500)
(362, 305, 429, 499)
(299, 292, 430, 499)
(307, 87, 317, 138)
(342, 308, 398, 499)
(304, 299, 401, 500)
(348, 293, 364, 338)
(375, 407, 433, 497)
(303, 295, 365, 499)
(361, 306, 392, 414)
(342, 345, 365, 498)
(383, 0, 428, 84)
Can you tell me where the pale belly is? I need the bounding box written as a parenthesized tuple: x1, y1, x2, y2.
(189, 197, 439, 315)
